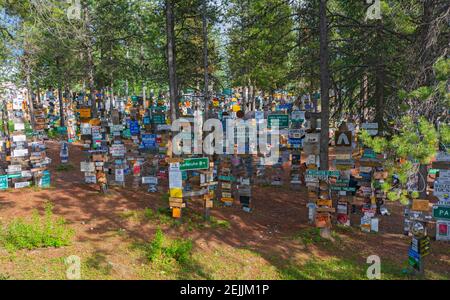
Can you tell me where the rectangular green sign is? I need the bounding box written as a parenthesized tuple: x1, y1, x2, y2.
(180, 158, 210, 171)
(268, 115, 289, 129)
(433, 205, 450, 220)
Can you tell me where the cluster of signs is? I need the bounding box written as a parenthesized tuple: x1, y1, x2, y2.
(432, 152, 450, 241)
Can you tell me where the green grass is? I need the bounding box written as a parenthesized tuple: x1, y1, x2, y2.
(293, 228, 341, 247)
(144, 229, 192, 264)
(85, 253, 113, 276)
(0, 203, 74, 252)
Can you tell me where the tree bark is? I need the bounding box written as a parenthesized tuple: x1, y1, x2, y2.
(166, 0, 179, 121)
(319, 0, 330, 170)
(84, 5, 97, 118)
(202, 0, 209, 119)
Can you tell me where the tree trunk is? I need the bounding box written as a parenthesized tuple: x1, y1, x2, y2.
(319, 0, 330, 170)
(202, 0, 209, 119)
(166, 0, 179, 121)
(56, 57, 64, 128)
(84, 5, 96, 118)
(25, 69, 35, 129)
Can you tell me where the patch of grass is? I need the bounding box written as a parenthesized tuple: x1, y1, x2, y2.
(85, 253, 113, 276)
(55, 164, 74, 172)
(293, 228, 341, 247)
(280, 258, 367, 280)
(137, 229, 193, 265)
(0, 273, 11, 280)
(210, 216, 231, 230)
(0, 202, 74, 252)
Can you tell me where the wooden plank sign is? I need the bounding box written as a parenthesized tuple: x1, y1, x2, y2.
(412, 199, 430, 212)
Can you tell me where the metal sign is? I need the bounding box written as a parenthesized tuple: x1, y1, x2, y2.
(335, 131, 352, 147)
(268, 115, 289, 129)
(433, 205, 450, 220)
(180, 158, 210, 171)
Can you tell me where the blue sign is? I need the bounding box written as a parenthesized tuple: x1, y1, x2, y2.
(141, 134, 157, 149)
(128, 120, 140, 136)
(143, 116, 151, 125)
(408, 247, 420, 260)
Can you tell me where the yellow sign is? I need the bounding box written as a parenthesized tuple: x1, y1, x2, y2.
(89, 119, 101, 126)
(172, 207, 181, 218)
(232, 105, 241, 112)
(170, 188, 183, 198)
(78, 108, 91, 118)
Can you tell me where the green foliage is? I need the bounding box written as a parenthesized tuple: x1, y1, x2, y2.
(360, 117, 438, 202)
(0, 203, 74, 252)
(143, 229, 193, 265)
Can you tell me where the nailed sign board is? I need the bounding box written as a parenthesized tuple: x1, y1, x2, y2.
(15, 181, 31, 189)
(433, 205, 450, 220)
(12, 135, 27, 142)
(362, 123, 379, 136)
(142, 176, 158, 185)
(13, 149, 29, 157)
(335, 131, 352, 147)
(268, 115, 289, 129)
(434, 181, 450, 201)
(80, 162, 95, 173)
(115, 169, 125, 182)
(180, 158, 210, 171)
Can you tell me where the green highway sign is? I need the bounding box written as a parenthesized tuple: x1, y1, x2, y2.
(433, 205, 450, 220)
(268, 115, 289, 129)
(180, 158, 210, 171)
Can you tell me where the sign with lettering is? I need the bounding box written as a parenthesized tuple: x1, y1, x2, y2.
(180, 158, 210, 171)
(434, 181, 450, 201)
(268, 115, 289, 129)
(433, 205, 450, 220)
(79, 108, 91, 118)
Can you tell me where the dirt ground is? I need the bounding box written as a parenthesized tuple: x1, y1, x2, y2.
(0, 140, 448, 280)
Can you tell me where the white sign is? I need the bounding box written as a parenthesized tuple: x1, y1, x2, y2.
(80, 162, 95, 172)
(115, 169, 125, 182)
(434, 181, 450, 201)
(12, 135, 27, 142)
(15, 181, 31, 189)
(169, 170, 183, 189)
(8, 165, 22, 173)
(142, 176, 158, 185)
(14, 123, 25, 131)
(21, 171, 32, 178)
(13, 149, 29, 157)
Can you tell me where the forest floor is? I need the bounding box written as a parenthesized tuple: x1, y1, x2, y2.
(0, 141, 448, 280)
